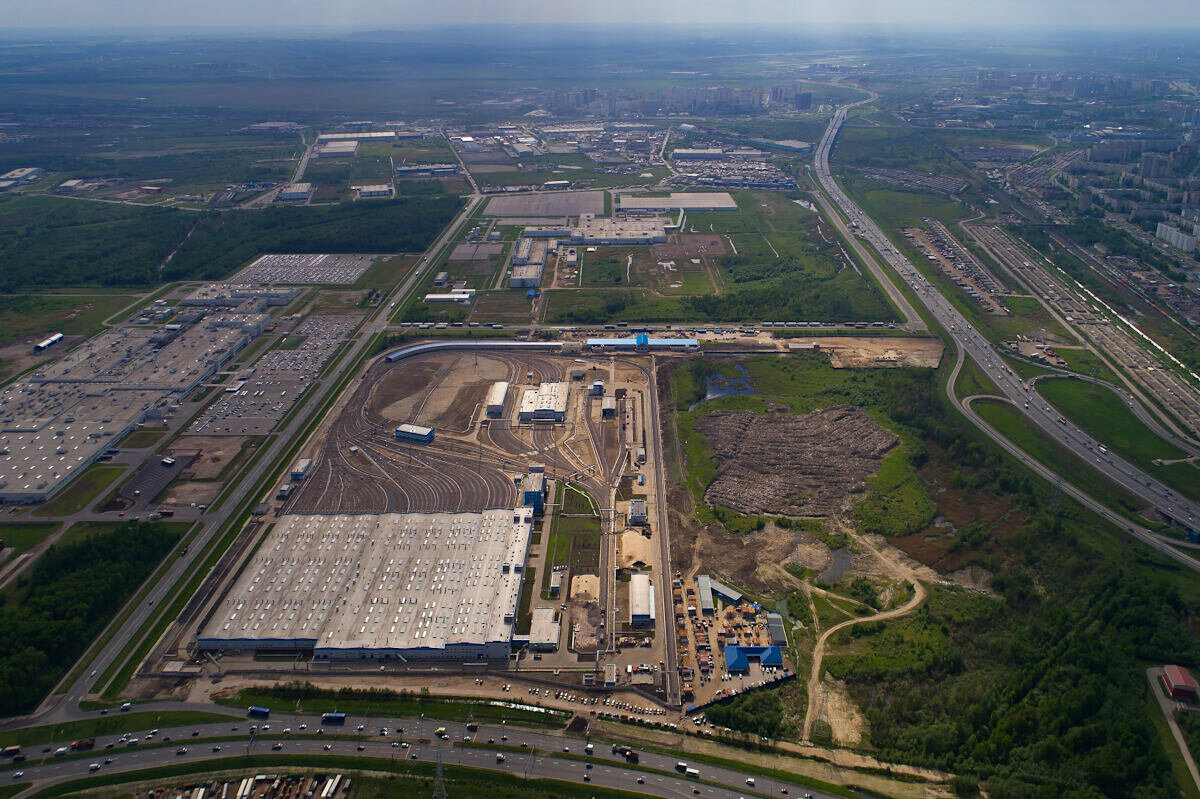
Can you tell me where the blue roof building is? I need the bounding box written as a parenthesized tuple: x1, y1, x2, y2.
(723, 645, 783, 673)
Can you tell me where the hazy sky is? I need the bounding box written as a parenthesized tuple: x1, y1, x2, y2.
(6, 0, 1200, 31)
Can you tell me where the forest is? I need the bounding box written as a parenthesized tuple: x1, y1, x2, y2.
(0, 194, 463, 290)
(0, 522, 182, 715)
(828, 364, 1198, 797)
(0, 196, 193, 290)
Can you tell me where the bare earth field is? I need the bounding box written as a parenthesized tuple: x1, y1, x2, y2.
(790, 337, 944, 368)
(174, 435, 251, 480)
(694, 406, 898, 517)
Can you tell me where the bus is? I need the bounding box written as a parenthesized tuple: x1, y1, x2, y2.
(321, 712, 347, 725)
(247, 706, 271, 719)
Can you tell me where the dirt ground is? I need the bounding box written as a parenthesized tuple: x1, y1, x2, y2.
(651, 233, 727, 260)
(694, 406, 898, 518)
(889, 455, 1025, 581)
(0, 341, 67, 383)
(175, 435, 251, 480)
(162, 480, 222, 506)
(373, 353, 509, 430)
(570, 574, 599, 600)
(789, 337, 944, 368)
(810, 676, 868, 747)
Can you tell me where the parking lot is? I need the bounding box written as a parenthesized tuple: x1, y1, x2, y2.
(187, 315, 361, 435)
(233, 253, 379, 285)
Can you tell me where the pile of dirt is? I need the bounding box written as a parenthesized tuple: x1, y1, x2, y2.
(693, 405, 898, 517)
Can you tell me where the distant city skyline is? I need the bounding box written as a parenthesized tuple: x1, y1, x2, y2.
(5, 0, 1200, 32)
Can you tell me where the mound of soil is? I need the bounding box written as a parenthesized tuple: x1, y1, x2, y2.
(693, 405, 898, 517)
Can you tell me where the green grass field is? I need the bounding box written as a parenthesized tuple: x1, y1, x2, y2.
(119, 430, 165, 449)
(1036, 378, 1200, 501)
(0, 522, 60, 556)
(0, 295, 135, 348)
(972, 398, 1149, 518)
(1055, 347, 1122, 383)
(31, 465, 125, 518)
(353, 255, 419, 292)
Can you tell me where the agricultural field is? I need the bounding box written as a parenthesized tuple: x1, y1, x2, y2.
(662, 351, 1200, 796)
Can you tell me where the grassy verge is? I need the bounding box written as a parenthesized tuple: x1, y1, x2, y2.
(1037, 377, 1200, 501)
(1148, 685, 1200, 799)
(0, 712, 234, 749)
(972, 398, 1149, 520)
(31, 466, 125, 517)
(216, 686, 568, 728)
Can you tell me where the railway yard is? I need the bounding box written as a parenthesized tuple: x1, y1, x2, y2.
(968, 224, 1200, 435)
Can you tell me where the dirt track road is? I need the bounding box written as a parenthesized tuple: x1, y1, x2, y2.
(801, 529, 928, 741)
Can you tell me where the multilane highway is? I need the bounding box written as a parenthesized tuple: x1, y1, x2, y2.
(4, 712, 825, 799)
(814, 101, 1200, 571)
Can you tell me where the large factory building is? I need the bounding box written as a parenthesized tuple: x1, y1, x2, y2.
(197, 508, 534, 661)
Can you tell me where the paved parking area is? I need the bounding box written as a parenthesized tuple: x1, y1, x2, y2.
(233, 253, 379, 284)
(187, 315, 361, 435)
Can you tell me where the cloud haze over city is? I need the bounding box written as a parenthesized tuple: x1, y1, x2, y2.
(6, 0, 1200, 30)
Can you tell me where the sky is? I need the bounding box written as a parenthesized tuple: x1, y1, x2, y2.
(5, 0, 1200, 32)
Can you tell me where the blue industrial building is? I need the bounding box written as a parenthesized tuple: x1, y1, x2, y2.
(521, 472, 546, 514)
(394, 423, 434, 443)
(723, 645, 783, 673)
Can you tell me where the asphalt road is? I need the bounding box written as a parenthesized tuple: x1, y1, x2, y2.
(814, 101, 1200, 570)
(8, 712, 826, 799)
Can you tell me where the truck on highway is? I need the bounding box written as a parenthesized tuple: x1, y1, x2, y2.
(612, 745, 639, 763)
(70, 738, 95, 750)
(685, 767, 700, 778)
(322, 712, 347, 725)
(247, 706, 270, 719)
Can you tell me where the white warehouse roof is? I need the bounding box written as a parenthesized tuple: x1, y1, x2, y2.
(198, 509, 534, 656)
(615, 192, 737, 212)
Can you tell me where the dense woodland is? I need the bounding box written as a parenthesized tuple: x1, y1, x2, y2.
(671, 356, 1199, 798)
(0, 522, 182, 715)
(0, 194, 463, 291)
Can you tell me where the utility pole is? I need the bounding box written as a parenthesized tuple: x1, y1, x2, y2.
(432, 747, 449, 799)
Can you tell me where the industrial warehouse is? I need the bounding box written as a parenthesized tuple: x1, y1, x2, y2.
(197, 508, 535, 660)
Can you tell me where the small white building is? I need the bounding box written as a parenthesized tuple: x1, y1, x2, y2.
(277, 182, 313, 202)
(486, 381, 510, 416)
(630, 573, 655, 626)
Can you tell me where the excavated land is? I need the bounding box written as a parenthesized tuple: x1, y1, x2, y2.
(790, 337, 944, 369)
(651, 233, 727, 260)
(693, 406, 898, 517)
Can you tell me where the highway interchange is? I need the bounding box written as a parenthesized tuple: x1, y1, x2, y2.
(813, 100, 1200, 572)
